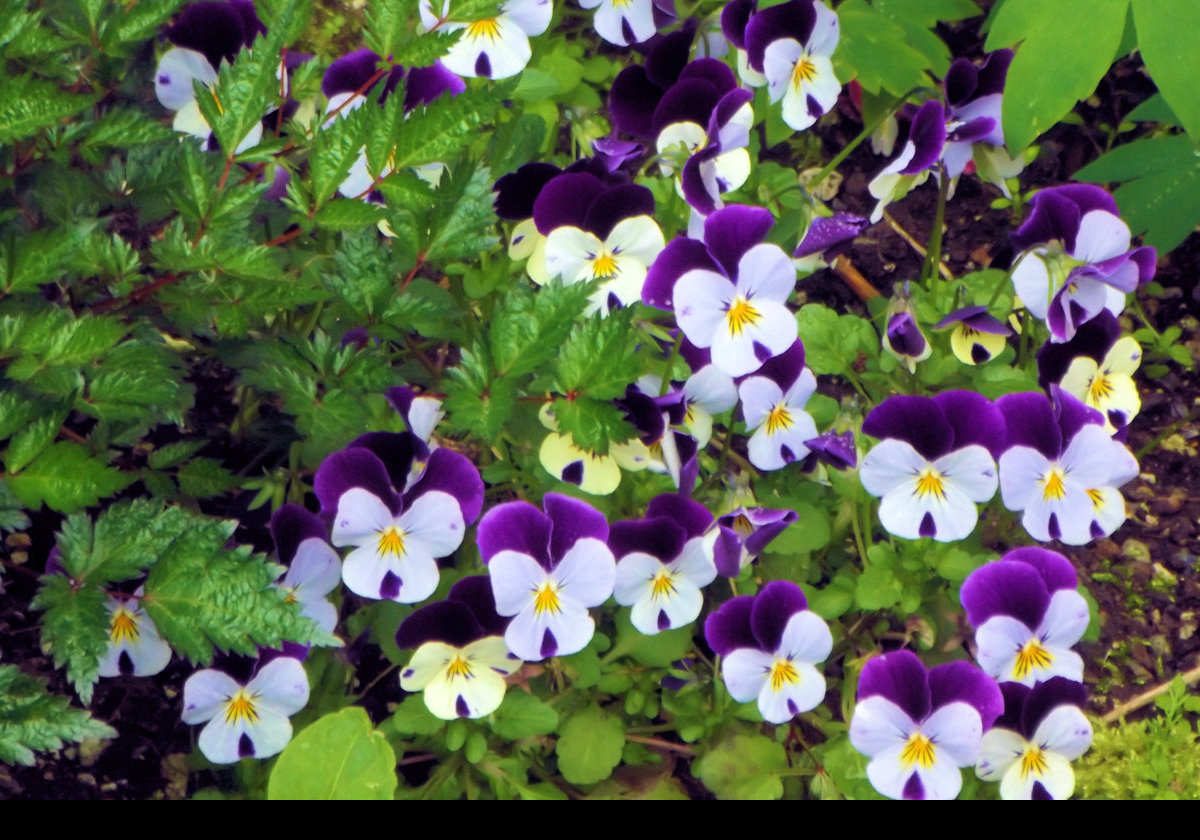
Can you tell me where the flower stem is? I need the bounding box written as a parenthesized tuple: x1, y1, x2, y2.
(921, 164, 950, 289)
(805, 88, 924, 193)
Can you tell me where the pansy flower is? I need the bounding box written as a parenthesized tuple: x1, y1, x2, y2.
(419, 0, 552, 79)
(743, 0, 841, 132)
(636, 342, 738, 448)
(611, 495, 718, 635)
(480, 494, 617, 661)
(961, 547, 1088, 687)
(396, 576, 521, 720)
(712, 506, 798, 578)
(1009, 184, 1156, 342)
(859, 391, 1005, 542)
(1036, 311, 1141, 434)
(941, 50, 1022, 193)
(704, 581, 832, 724)
(611, 383, 699, 489)
(997, 389, 1137, 544)
(269, 504, 341, 634)
(385, 385, 446, 446)
(720, 0, 765, 87)
(935, 306, 1010, 366)
(849, 650, 1003, 800)
(583, 0, 674, 46)
(976, 678, 1093, 799)
(181, 656, 310, 764)
(98, 588, 172, 678)
(803, 428, 857, 471)
(738, 340, 820, 471)
(867, 101, 945, 223)
(315, 433, 483, 602)
(792, 211, 868, 271)
(643, 205, 798, 377)
(153, 0, 266, 152)
(538, 403, 643, 495)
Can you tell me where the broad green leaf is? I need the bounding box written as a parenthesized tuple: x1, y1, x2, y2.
(612, 609, 693, 668)
(985, 0, 1129, 150)
(388, 694, 444, 735)
(834, 0, 934, 97)
(489, 691, 559, 739)
(7, 442, 134, 513)
(1074, 133, 1190, 183)
(555, 704, 625, 785)
(1132, 0, 1200, 140)
(268, 708, 398, 800)
(30, 576, 109, 703)
(693, 733, 788, 800)
(0, 666, 115, 766)
(1125, 93, 1180, 126)
(797, 303, 877, 376)
(874, 0, 979, 26)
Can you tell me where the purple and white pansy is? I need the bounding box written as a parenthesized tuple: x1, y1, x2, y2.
(792, 211, 868, 271)
(935, 305, 1010, 366)
(269, 504, 342, 634)
(99, 588, 172, 679)
(868, 100, 945, 223)
(611, 495, 718, 635)
(396, 576, 521, 720)
(737, 340, 819, 471)
(1009, 184, 1156, 342)
(582, 0, 674, 46)
(643, 205, 798, 377)
(860, 391, 1005, 542)
(1036, 311, 1141, 434)
(960, 547, 1089, 687)
(712, 506, 798, 578)
(181, 655, 310, 764)
(880, 286, 932, 373)
(975, 677, 1093, 800)
(479, 494, 617, 661)
(704, 581, 832, 724)
(636, 339, 738, 448)
(743, 0, 841, 132)
(997, 389, 1137, 544)
(849, 650, 1003, 801)
(419, 0, 552, 79)
(941, 49, 1022, 193)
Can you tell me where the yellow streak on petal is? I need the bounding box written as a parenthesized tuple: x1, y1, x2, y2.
(110, 608, 140, 644)
(1013, 639, 1053, 681)
(791, 56, 817, 89)
(1086, 488, 1104, 509)
(377, 526, 407, 558)
(224, 689, 260, 725)
(1041, 468, 1066, 503)
(592, 252, 618, 280)
(900, 732, 935, 769)
(465, 17, 501, 39)
(533, 581, 561, 615)
(446, 655, 473, 681)
(650, 570, 677, 600)
(765, 404, 794, 435)
(725, 297, 762, 336)
(1019, 746, 1049, 780)
(915, 468, 947, 501)
(769, 658, 799, 692)
(1087, 374, 1113, 403)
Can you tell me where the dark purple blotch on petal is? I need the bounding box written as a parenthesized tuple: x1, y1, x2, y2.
(863, 395, 954, 461)
(380, 571, 402, 600)
(314, 447, 400, 515)
(544, 492, 610, 561)
(540, 628, 558, 658)
(405, 447, 485, 525)
(396, 600, 482, 649)
(238, 733, 255, 758)
(561, 461, 585, 485)
(901, 772, 924, 800)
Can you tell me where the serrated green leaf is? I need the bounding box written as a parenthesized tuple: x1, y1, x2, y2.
(0, 75, 97, 143)
(147, 440, 207, 470)
(310, 102, 372, 206)
(0, 480, 31, 532)
(82, 107, 176, 150)
(0, 390, 39, 442)
(3, 404, 66, 473)
(556, 704, 625, 785)
(1131, 0, 1200, 139)
(550, 397, 634, 454)
(423, 163, 500, 262)
(985, 0, 1129, 151)
(443, 347, 517, 439)
(313, 198, 387, 230)
(489, 691, 559, 739)
(490, 280, 592, 378)
(387, 83, 510, 173)
(53, 499, 189, 583)
(81, 340, 194, 433)
(554, 308, 641, 400)
(0, 227, 90, 295)
(31, 575, 109, 703)
(268, 708, 398, 800)
(364, 83, 407, 178)
(486, 113, 547, 175)
(8, 442, 133, 513)
(176, 458, 239, 499)
(694, 734, 788, 800)
(383, 277, 466, 341)
(0, 665, 116, 766)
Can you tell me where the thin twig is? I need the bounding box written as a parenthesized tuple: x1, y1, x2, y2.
(625, 734, 695, 756)
(1101, 660, 1200, 724)
(882, 209, 953, 280)
(830, 254, 880, 302)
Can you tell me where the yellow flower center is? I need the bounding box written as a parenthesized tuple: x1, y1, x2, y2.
(915, 468, 946, 501)
(725, 296, 761, 336)
(465, 17, 501, 39)
(650, 569, 677, 600)
(900, 732, 935, 769)
(791, 56, 817, 88)
(1086, 488, 1104, 509)
(768, 658, 799, 692)
(446, 655, 473, 681)
(533, 581, 561, 615)
(110, 608, 139, 644)
(1013, 638, 1053, 681)
(377, 526, 406, 558)
(732, 514, 754, 538)
(1041, 468, 1067, 502)
(1019, 746, 1048, 779)
(592, 252, 618, 280)
(611, 0, 634, 8)
(1087, 374, 1113, 403)
(765, 403, 794, 435)
(224, 689, 260, 725)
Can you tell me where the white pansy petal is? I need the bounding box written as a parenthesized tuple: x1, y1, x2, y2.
(504, 0, 552, 35)
(738, 376, 784, 430)
(655, 579, 704, 631)
(763, 38, 804, 103)
(686, 364, 738, 414)
(674, 535, 718, 587)
(1034, 705, 1093, 760)
(761, 661, 826, 721)
(544, 226, 603, 282)
(658, 121, 707, 176)
(301, 598, 339, 634)
(1028, 750, 1075, 799)
(780, 85, 817, 132)
(172, 99, 212, 141)
(240, 711, 294, 761)
(182, 669, 240, 724)
(777, 610, 833, 665)
(1059, 425, 1121, 489)
(341, 542, 405, 600)
(721, 648, 774, 703)
(489, 551, 550, 616)
(249, 657, 310, 717)
(976, 727, 1024, 782)
(998, 446, 1052, 512)
(1021, 483, 1093, 545)
(1104, 336, 1143, 376)
(607, 215, 665, 265)
(509, 217, 541, 261)
(713, 300, 797, 377)
(332, 487, 396, 547)
(155, 48, 216, 110)
(526, 232, 551, 284)
(674, 268, 735, 348)
(913, 753, 965, 800)
(861, 438, 929, 497)
(553, 537, 616, 608)
(849, 696, 916, 758)
(922, 701, 982, 767)
(425, 666, 508, 719)
(998, 759, 1037, 800)
(502, 607, 551, 662)
(1040, 647, 1084, 683)
(467, 635, 520, 675)
(935, 445, 998, 503)
(1072, 210, 1131, 262)
(590, 259, 647, 315)
(401, 641, 458, 691)
(747, 409, 816, 471)
(711, 148, 751, 193)
(737, 243, 796, 303)
(1038, 589, 1089, 649)
(539, 433, 621, 495)
(198, 717, 250, 764)
(866, 744, 916, 800)
(391, 549, 440, 603)
(974, 615, 1033, 683)
(1088, 485, 1127, 538)
(614, 552, 660, 606)
(1011, 253, 1053, 320)
(287, 538, 342, 597)
(399, 490, 466, 559)
(233, 121, 263, 155)
(802, 54, 841, 115)
(125, 619, 172, 677)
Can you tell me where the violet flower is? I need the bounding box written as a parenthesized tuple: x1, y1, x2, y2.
(479, 493, 616, 661)
(743, 0, 841, 132)
(98, 588, 172, 678)
(792, 211, 868, 269)
(960, 547, 1088, 686)
(935, 305, 1011, 366)
(1036, 311, 1141, 434)
(582, 0, 675, 46)
(611, 495, 718, 635)
(269, 504, 341, 634)
(737, 340, 819, 471)
(859, 391, 1005, 542)
(712, 506, 798, 578)
(419, 0, 552, 79)
(385, 385, 445, 445)
(942, 50, 1022, 192)
(975, 678, 1093, 799)
(643, 205, 798, 377)
(997, 389, 1137, 544)
(849, 650, 1003, 800)
(868, 101, 945, 223)
(396, 576, 521, 719)
(704, 581, 832, 724)
(1010, 184, 1156, 342)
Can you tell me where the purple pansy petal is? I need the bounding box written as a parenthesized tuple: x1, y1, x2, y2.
(857, 649, 931, 723)
(349, 431, 428, 494)
(1003, 547, 1078, 593)
(532, 172, 608, 235)
(1052, 387, 1104, 447)
(974, 49, 1012, 99)
(477, 501, 553, 568)
(749, 580, 808, 653)
(1011, 185, 1119, 253)
(1021, 676, 1088, 741)
(646, 493, 713, 539)
(396, 600, 483, 649)
(583, 183, 656, 240)
(933, 390, 1006, 458)
(704, 594, 757, 656)
(993, 681, 1030, 733)
(996, 392, 1061, 459)
(448, 575, 509, 637)
(947, 115, 995, 144)
(885, 312, 927, 357)
(680, 147, 722, 216)
(166, 1, 250, 68)
(677, 57, 738, 95)
(608, 517, 687, 563)
(493, 162, 562, 220)
(314, 448, 400, 515)
(744, 0, 817, 72)
(720, 0, 756, 48)
(617, 387, 667, 444)
(899, 101, 946, 174)
(708, 87, 754, 147)
(610, 65, 663, 141)
(643, 238, 720, 309)
(593, 136, 644, 171)
(544, 492, 610, 561)
(804, 430, 857, 469)
(794, 212, 869, 259)
(651, 78, 722, 136)
(703, 204, 774, 278)
(960, 559, 1052, 630)
(862, 395, 955, 461)
(713, 526, 743, 578)
(740, 508, 798, 555)
(644, 23, 695, 87)
(404, 62, 465, 110)
(322, 49, 382, 98)
(749, 339, 805, 391)
(943, 56, 979, 107)
(927, 661, 1003, 729)
(270, 503, 329, 565)
(405, 447, 484, 525)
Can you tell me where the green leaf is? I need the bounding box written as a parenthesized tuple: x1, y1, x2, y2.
(176, 458, 240, 499)
(0, 666, 115, 766)
(309, 103, 372, 206)
(1126, 93, 1180, 126)
(486, 114, 547, 175)
(313, 198, 386, 230)
(550, 397, 635, 454)
(31, 576, 109, 703)
(985, 0, 1129, 150)
(3, 404, 67, 473)
(489, 691, 559, 739)
(268, 708, 398, 800)
(81, 107, 176, 151)
(7, 442, 134, 513)
(796, 303, 877, 376)
(874, 0, 979, 26)
(0, 75, 97, 144)
(388, 83, 510, 172)
(490, 280, 592, 378)
(147, 440, 207, 470)
(835, 0, 934, 97)
(388, 694, 444, 735)
(0, 227, 89, 295)
(1132, 0, 1200, 140)
(555, 308, 641, 400)
(693, 733, 788, 800)
(612, 609, 693, 668)
(556, 704, 625, 785)
(53, 499, 195, 584)
(423, 163, 500, 262)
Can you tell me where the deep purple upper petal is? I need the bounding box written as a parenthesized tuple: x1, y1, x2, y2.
(862, 395, 954, 461)
(583, 183, 656, 239)
(610, 65, 664, 141)
(1052, 386, 1104, 446)
(643, 238, 721, 309)
(994, 680, 1029, 733)
(794, 213, 869, 259)
(960, 558, 1052, 629)
(744, 0, 817, 72)
(166, 1, 249, 68)
(270, 504, 329, 564)
(545, 492, 610, 561)
(404, 447, 484, 525)
(532, 172, 607, 234)
(885, 312, 928, 358)
(677, 58, 738, 96)
(1036, 310, 1120, 387)
(314, 448, 400, 515)
(646, 493, 713, 539)
(703, 205, 774, 278)
(749, 339, 806, 392)
(396, 600, 482, 649)
(720, 0, 757, 48)
(652, 78, 723, 136)
(898, 101, 947, 174)
(856, 649, 931, 722)
(1021, 677, 1088, 739)
(349, 431, 428, 496)
(749, 580, 809, 653)
(933, 390, 1007, 459)
(1002, 546, 1078, 593)
(644, 23, 696, 87)
(974, 49, 1013, 99)
(996, 392, 1061, 459)
(404, 62, 465, 110)
(493, 162, 562, 220)
(943, 57, 979, 108)
(704, 594, 757, 655)
(322, 49, 382, 98)
(928, 660, 1003, 728)
(609, 516, 687, 562)
(448, 575, 508, 637)
(1012, 185, 1118, 253)
(477, 501, 552, 568)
